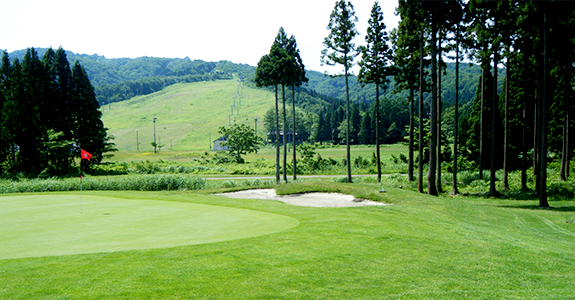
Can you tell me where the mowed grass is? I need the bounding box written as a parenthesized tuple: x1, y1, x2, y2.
(101, 80, 274, 152)
(2, 185, 575, 299)
(0, 193, 297, 260)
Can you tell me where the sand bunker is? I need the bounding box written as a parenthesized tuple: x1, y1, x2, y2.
(216, 189, 388, 208)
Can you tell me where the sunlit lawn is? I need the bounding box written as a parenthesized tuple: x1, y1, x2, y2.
(106, 144, 408, 163)
(2, 183, 574, 299)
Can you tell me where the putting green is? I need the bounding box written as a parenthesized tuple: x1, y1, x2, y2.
(0, 194, 299, 259)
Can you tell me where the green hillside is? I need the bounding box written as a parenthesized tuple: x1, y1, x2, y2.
(101, 80, 274, 152)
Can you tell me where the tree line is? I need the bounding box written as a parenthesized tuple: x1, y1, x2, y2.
(254, 0, 573, 206)
(0, 47, 114, 176)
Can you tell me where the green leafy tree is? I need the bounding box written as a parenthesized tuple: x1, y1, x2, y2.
(40, 130, 75, 176)
(321, 0, 358, 183)
(218, 123, 262, 163)
(358, 0, 392, 183)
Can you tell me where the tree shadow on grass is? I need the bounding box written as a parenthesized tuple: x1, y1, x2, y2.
(497, 204, 575, 212)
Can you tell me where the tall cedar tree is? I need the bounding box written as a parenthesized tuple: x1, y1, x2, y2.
(393, 0, 424, 183)
(321, 0, 358, 183)
(255, 48, 281, 183)
(11, 49, 47, 174)
(358, 1, 392, 183)
(284, 35, 308, 180)
(0, 52, 10, 169)
(71, 61, 111, 167)
(273, 28, 291, 183)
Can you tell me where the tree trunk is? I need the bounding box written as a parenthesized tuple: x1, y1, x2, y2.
(408, 87, 415, 182)
(488, 31, 498, 197)
(479, 68, 484, 180)
(436, 33, 443, 194)
(376, 83, 381, 183)
(534, 71, 540, 195)
(539, 5, 549, 207)
(503, 47, 510, 190)
(452, 29, 460, 195)
(418, 28, 425, 193)
(282, 84, 287, 183)
(560, 105, 568, 181)
(427, 20, 438, 196)
(521, 77, 529, 191)
(275, 85, 280, 184)
(292, 84, 297, 181)
(345, 53, 352, 183)
(560, 67, 570, 181)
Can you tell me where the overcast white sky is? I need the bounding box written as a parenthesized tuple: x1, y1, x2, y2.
(1, 0, 399, 73)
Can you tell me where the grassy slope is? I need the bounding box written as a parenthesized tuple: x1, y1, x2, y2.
(1, 185, 574, 299)
(101, 80, 274, 152)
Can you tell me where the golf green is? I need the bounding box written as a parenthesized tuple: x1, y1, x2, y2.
(0, 194, 299, 259)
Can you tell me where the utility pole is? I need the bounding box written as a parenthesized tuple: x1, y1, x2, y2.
(251, 117, 259, 136)
(135, 129, 139, 152)
(153, 117, 157, 153)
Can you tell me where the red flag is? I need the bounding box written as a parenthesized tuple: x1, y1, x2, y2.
(81, 149, 92, 161)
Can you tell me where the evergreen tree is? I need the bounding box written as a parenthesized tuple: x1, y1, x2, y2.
(71, 61, 113, 169)
(284, 34, 308, 180)
(53, 48, 75, 139)
(316, 108, 327, 143)
(358, 0, 392, 183)
(13, 49, 48, 174)
(392, 1, 424, 183)
(255, 48, 281, 183)
(0, 52, 10, 170)
(350, 103, 361, 144)
(321, 0, 358, 183)
(358, 111, 372, 145)
(273, 27, 291, 183)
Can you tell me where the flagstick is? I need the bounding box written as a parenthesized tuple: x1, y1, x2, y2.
(80, 175, 83, 214)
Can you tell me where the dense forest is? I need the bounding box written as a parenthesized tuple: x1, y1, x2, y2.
(250, 0, 573, 203)
(389, 0, 574, 204)
(0, 47, 114, 176)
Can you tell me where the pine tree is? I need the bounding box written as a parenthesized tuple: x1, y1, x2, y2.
(255, 48, 282, 183)
(273, 27, 291, 183)
(17, 49, 48, 173)
(71, 61, 112, 168)
(53, 48, 74, 139)
(358, 111, 372, 145)
(284, 34, 308, 181)
(321, 0, 358, 183)
(0, 52, 10, 169)
(393, 0, 423, 183)
(358, 0, 392, 183)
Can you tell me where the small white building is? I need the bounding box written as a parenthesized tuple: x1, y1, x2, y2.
(213, 136, 229, 151)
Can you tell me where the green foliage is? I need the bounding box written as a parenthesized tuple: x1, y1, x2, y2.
(218, 123, 262, 163)
(0, 174, 207, 193)
(0, 48, 114, 176)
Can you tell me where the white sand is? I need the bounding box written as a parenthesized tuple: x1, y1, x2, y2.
(216, 189, 389, 208)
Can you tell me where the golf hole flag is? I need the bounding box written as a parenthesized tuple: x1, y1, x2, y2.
(81, 149, 92, 161)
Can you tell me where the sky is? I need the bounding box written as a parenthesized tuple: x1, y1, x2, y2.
(1, 0, 400, 74)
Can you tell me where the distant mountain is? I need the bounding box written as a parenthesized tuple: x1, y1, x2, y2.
(7, 48, 495, 107)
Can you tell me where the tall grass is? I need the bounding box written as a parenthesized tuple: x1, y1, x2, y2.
(0, 175, 207, 193)
(0, 175, 280, 194)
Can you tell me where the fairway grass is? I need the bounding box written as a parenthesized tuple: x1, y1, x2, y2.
(0, 193, 298, 259)
(1, 188, 575, 299)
